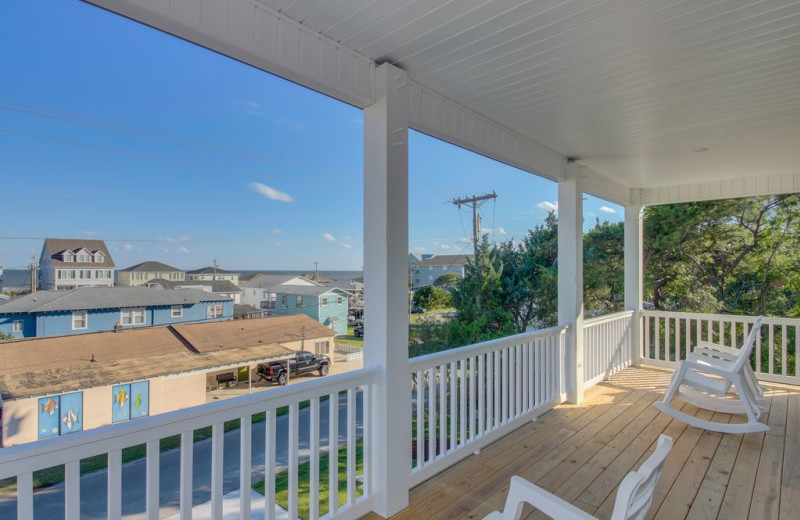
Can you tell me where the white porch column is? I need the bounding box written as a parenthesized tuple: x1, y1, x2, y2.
(624, 205, 644, 366)
(363, 62, 411, 517)
(558, 164, 585, 404)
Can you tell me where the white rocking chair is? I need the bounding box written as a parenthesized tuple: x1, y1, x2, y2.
(654, 316, 768, 433)
(483, 435, 673, 520)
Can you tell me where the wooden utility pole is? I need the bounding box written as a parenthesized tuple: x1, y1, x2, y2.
(449, 192, 497, 311)
(30, 256, 37, 293)
(450, 192, 497, 255)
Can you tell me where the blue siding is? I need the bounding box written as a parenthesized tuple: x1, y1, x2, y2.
(271, 290, 348, 335)
(0, 314, 36, 339)
(0, 301, 233, 338)
(318, 292, 348, 335)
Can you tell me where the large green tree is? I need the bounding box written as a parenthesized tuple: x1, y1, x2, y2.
(643, 194, 800, 316)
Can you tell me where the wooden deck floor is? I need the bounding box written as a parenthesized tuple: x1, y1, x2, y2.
(362, 366, 800, 520)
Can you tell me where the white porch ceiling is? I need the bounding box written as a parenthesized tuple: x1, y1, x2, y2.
(257, 0, 800, 191)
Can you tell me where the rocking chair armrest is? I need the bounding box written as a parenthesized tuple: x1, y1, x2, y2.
(681, 359, 736, 379)
(491, 476, 596, 520)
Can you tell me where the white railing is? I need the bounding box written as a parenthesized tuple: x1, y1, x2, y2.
(642, 310, 800, 385)
(407, 326, 568, 487)
(0, 367, 378, 520)
(583, 311, 636, 387)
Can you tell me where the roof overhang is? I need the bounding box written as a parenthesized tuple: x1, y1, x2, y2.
(85, 0, 800, 205)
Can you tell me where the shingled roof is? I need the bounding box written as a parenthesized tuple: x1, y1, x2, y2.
(0, 286, 230, 314)
(120, 261, 183, 273)
(0, 314, 332, 400)
(41, 238, 115, 268)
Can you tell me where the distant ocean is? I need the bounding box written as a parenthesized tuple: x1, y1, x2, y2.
(1, 269, 362, 291)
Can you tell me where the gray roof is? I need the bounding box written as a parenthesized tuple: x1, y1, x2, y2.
(41, 238, 115, 268)
(234, 304, 261, 318)
(277, 286, 348, 297)
(0, 287, 231, 314)
(240, 274, 317, 291)
(149, 278, 242, 294)
(415, 254, 473, 267)
(187, 266, 239, 275)
(120, 261, 183, 273)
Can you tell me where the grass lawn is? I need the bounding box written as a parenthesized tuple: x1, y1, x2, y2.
(0, 398, 323, 493)
(253, 441, 363, 520)
(335, 327, 364, 348)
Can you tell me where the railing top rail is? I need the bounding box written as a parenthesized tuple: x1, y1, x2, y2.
(0, 365, 378, 479)
(641, 310, 800, 326)
(408, 325, 568, 371)
(583, 310, 635, 327)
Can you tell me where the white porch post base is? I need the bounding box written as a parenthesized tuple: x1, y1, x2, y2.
(558, 164, 585, 404)
(624, 205, 644, 367)
(363, 63, 411, 517)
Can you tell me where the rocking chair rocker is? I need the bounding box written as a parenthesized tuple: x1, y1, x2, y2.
(654, 316, 768, 433)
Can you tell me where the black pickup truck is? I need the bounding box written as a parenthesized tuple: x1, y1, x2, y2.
(257, 351, 331, 385)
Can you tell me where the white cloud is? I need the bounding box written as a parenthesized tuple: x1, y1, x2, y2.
(439, 243, 455, 251)
(178, 247, 189, 254)
(272, 229, 284, 235)
(81, 231, 95, 237)
(250, 182, 294, 203)
(157, 246, 169, 253)
(123, 244, 133, 251)
(341, 243, 353, 249)
(275, 241, 282, 247)
(323, 233, 336, 242)
(599, 205, 617, 214)
(164, 236, 190, 243)
(413, 246, 426, 253)
(537, 201, 558, 213)
(484, 227, 507, 235)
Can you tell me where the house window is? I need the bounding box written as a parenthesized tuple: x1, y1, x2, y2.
(12, 320, 23, 333)
(314, 340, 329, 356)
(207, 305, 224, 318)
(57, 270, 63, 279)
(80, 270, 92, 279)
(321, 297, 329, 306)
(296, 295, 303, 307)
(171, 305, 183, 318)
(94, 252, 104, 263)
(78, 253, 91, 262)
(67, 270, 76, 279)
(337, 296, 343, 305)
(281, 294, 287, 307)
(95, 270, 104, 278)
(72, 311, 87, 330)
(106, 270, 112, 279)
(121, 308, 146, 326)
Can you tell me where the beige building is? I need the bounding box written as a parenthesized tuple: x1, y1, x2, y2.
(186, 266, 240, 286)
(118, 260, 185, 286)
(0, 315, 336, 447)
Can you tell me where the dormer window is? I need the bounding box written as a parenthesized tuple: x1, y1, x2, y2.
(75, 248, 92, 262)
(94, 252, 105, 263)
(63, 252, 75, 262)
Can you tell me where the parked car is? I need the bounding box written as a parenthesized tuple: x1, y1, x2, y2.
(353, 325, 364, 337)
(257, 351, 330, 385)
(410, 306, 426, 314)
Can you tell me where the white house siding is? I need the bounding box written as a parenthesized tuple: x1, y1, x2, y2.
(413, 264, 465, 290)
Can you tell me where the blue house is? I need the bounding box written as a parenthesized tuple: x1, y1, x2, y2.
(239, 275, 349, 335)
(0, 286, 233, 339)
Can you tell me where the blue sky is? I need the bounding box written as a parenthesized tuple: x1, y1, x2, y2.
(0, 0, 622, 272)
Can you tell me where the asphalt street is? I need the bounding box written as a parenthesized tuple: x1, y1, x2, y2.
(0, 391, 363, 519)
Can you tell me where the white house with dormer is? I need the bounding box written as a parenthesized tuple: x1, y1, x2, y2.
(38, 238, 115, 290)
